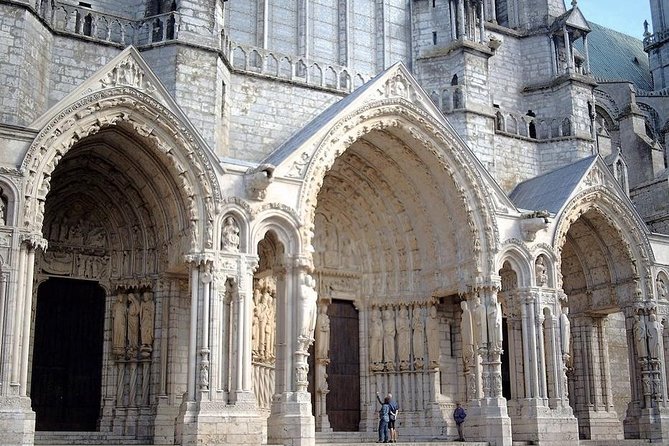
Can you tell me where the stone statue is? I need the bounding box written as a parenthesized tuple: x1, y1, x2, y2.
(647, 313, 663, 359)
(370, 307, 383, 366)
(112, 294, 127, 357)
(396, 306, 411, 369)
(412, 307, 425, 369)
(461, 301, 475, 370)
(316, 304, 330, 360)
(252, 287, 261, 358)
(222, 216, 240, 252)
(258, 291, 269, 360)
(560, 307, 571, 359)
(299, 273, 318, 343)
(382, 307, 396, 369)
(426, 304, 440, 368)
(472, 294, 487, 348)
(140, 291, 155, 348)
(657, 276, 667, 299)
(634, 313, 648, 358)
(487, 297, 502, 350)
(266, 288, 276, 360)
(535, 256, 548, 287)
(0, 196, 6, 226)
(127, 292, 140, 351)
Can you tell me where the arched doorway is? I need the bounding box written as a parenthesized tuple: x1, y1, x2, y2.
(559, 207, 638, 440)
(30, 278, 105, 431)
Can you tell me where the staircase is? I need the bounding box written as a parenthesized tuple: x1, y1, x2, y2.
(315, 432, 488, 445)
(34, 432, 150, 446)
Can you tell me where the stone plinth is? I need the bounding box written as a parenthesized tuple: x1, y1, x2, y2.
(0, 396, 36, 446)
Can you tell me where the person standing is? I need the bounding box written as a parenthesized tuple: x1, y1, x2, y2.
(377, 392, 399, 443)
(453, 402, 467, 442)
(377, 395, 391, 443)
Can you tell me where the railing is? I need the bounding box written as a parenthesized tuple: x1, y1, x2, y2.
(428, 86, 467, 114)
(221, 31, 372, 94)
(33, 0, 180, 46)
(643, 29, 669, 50)
(494, 110, 574, 140)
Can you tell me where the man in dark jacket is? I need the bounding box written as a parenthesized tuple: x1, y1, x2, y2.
(453, 402, 466, 441)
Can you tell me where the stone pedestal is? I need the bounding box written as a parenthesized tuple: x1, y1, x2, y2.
(0, 396, 36, 446)
(154, 396, 179, 445)
(508, 399, 578, 445)
(177, 397, 264, 446)
(638, 406, 669, 442)
(267, 391, 315, 446)
(577, 406, 623, 440)
(465, 399, 512, 446)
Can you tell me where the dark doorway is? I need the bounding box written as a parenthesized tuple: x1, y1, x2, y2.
(326, 299, 360, 431)
(501, 317, 511, 400)
(31, 278, 105, 431)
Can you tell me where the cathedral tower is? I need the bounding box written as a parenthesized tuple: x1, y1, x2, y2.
(646, 0, 669, 89)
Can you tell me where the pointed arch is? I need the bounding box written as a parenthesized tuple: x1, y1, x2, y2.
(296, 99, 500, 287)
(21, 86, 222, 252)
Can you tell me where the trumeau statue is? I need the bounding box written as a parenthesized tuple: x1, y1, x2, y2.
(397, 306, 411, 369)
(370, 307, 383, 368)
(426, 304, 440, 368)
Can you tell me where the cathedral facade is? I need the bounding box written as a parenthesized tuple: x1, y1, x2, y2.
(2, 0, 669, 445)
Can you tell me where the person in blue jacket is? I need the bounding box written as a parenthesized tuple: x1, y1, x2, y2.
(453, 402, 467, 442)
(376, 392, 399, 442)
(377, 395, 390, 443)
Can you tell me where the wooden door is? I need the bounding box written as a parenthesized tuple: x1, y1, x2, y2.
(31, 278, 105, 431)
(326, 299, 360, 431)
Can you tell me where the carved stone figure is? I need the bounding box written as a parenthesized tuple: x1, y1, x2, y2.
(258, 290, 270, 360)
(412, 307, 425, 369)
(535, 256, 548, 287)
(140, 291, 155, 348)
(634, 313, 648, 358)
(299, 273, 318, 344)
(461, 301, 475, 370)
(657, 276, 668, 299)
(487, 297, 502, 350)
(396, 306, 411, 369)
(472, 294, 487, 348)
(647, 313, 663, 359)
(0, 196, 6, 225)
(222, 216, 240, 252)
(382, 307, 396, 369)
(112, 294, 127, 357)
(370, 307, 383, 367)
(127, 292, 140, 351)
(252, 287, 261, 359)
(426, 304, 440, 368)
(316, 304, 330, 360)
(560, 307, 571, 361)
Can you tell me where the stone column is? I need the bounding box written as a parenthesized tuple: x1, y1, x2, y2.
(457, 0, 466, 39)
(563, 25, 573, 73)
(267, 255, 316, 446)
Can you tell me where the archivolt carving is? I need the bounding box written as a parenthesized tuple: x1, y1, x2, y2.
(554, 186, 654, 298)
(22, 87, 221, 251)
(298, 100, 499, 283)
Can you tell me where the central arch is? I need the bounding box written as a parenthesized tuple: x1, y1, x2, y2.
(298, 98, 502, 437)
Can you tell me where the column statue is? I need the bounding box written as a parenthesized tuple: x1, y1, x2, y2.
(370, 307, 383, 369)
(487, 297, 502, 350)
(412, 307, 425, 370)
(472, 294, 487, 348)
(112, 293, 127, 358)
(461, 301, 475, 370)
(382, 307, 396, 370)
(127, 292, 140, 353)
(426, 304, 441, 368)
(560, 307, 571, 363)
(634, 313, 648, 358)
(258, 291, 269, 361)
(647, 313, 663, 360)
(298, 273, 318, 346)
(252, 287, 261, 359)
(316, 304, 330, 360)
(397, 306, 411, 369)
(140, 291, 155, 348)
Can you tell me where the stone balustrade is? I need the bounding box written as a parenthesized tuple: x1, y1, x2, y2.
(495, 111, 574, 140)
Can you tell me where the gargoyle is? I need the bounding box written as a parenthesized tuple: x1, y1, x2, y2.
(244, 163, 275, 200)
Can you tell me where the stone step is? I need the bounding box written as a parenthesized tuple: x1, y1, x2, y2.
(315, 433, 487, 445)
(579, 440, 651, 446)
(34, 431, 149, 445)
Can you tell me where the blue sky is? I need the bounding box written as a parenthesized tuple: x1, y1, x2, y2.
(577, 0, 651, 39)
